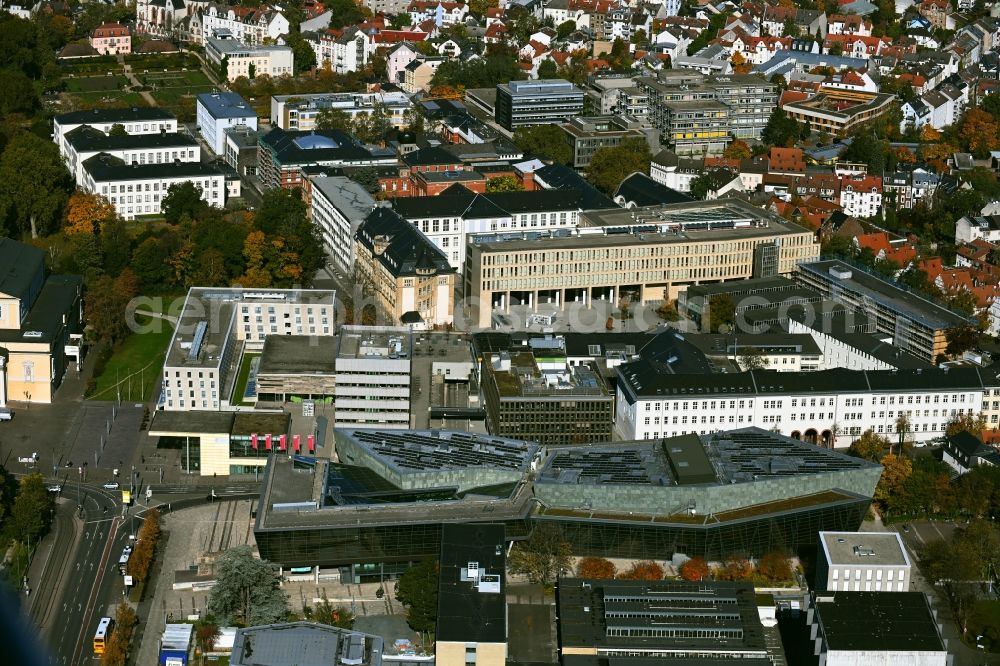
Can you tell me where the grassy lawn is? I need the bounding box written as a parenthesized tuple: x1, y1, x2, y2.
(64, 75, 129, 93)
(66, 90, 150, 107)
(87, 315, 174, 401)
(231, 353, 260, 407)
(970, 600, 1000, 652)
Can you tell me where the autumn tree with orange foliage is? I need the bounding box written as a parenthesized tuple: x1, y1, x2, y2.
(620, 561, 664, 580)
(429, 84, 465, 99)
(64, 191, 116, 235)
(576, 557, 616, 579)
(960, 108, 1000, 158)
(923, 142, 960, 173)
(679, 557, 711, 581)
(920, 125, 941, 142)
(723, 139, 752, 160)
(715, 556, 753, 581)
(893, 147, 917, 164)
(730, 50, 752, 75)
(100, 602, 137, 666)
(757, 551, 793, 582)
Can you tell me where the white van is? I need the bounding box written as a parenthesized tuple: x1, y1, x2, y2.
(0, 408, 12, 421)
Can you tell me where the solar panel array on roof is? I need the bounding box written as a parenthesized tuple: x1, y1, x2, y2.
(540, 446, 671, 486)
(348, 430, 536, 473)
(708, 430, 867, 482)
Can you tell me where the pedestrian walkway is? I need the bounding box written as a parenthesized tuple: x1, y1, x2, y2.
(117, 55, 157, 107)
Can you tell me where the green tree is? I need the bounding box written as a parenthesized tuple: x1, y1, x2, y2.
(0, 68, 38, 116)
(316, 108, 352, 132)
(248, 62, 257, 80)
(738, 347, 768, 370)
(946, 412, 988, 438)
(706, 294, 737, 333)
(0, 132, 71, 238)
(162, 182, 209, 225)
(507, 522, 572, 585)
(557, 20, 576, 39)
(100, 219, 132, 277)
(761, 108, 801, 148)
(353, 103, 391, 144)
(689, 173, 713, 200)
(537, 58, 558, 79)
(586, 137, 651, 195)
(874, 453, 912, 509)
(108, 123, 128, 137)
(395, 559, 439, 633)
(327, 0, 364, 28)
(513, 124, 572, 164)
(847, 430, 889, 462)
(843, 132, 886, 175)
(5, 473, 54, 545)
(207, 545, 289, 626)
(389, 12, 412, 29)
(486, 175, 524, 192)
(307, 593, 355, 629)
(945, 325, 980, 357)
(252, 187, 324, 286)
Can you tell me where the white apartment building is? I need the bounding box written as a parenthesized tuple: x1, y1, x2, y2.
(391, 190, 583, 270)
(334, 326, 412, 429)
(956, 214, 1000, 244)
(206, 36, 293, 82)
(61, 125, 199, 184)
(309, 175, 376, 275)
(195, 92, 258, 155)
(161, 287, 336, 412)
(838, 175, 883, 219)
(270, 92, 411, 132)
(818, 531, 911, 593)
(615, 362, 990, 447)
(201, 5, 288, 45)
(308, 28, 371, 75)
(80, 153, 225, 220)
(53, 107, 178, 160)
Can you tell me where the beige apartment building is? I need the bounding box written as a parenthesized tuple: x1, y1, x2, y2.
(464, 199, 819, 328)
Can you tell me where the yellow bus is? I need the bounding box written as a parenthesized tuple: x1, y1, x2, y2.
(93, 616, 113, 655)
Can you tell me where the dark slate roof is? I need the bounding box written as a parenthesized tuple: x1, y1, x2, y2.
(815, 592, 945, 652)
(81, 153, 224, 182)
(533, 164, 618, 210)
(258, 127, 378, 165)
(65, 125, 197, 153)
(437, 524, 506, 644)
(356, 206, 455, 278)
(195, 92, 256, 120)
(402, 145, 463, 166)
(0, 238, 44, 302)
(390, 183, 593, 220)
(614, 172, 694, 206)
(55, 107, 175, 126)
(0, 275, 81, 344)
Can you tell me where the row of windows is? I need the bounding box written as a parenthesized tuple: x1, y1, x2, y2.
(832, 567, 905, 581)
(641, 393, 976, 413)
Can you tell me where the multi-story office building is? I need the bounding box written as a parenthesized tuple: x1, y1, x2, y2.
(61, 125, 198, 184)
(270, 92, 412, 132)
(80, 153, 226, 220)
(796, 261, 971, 362)
(252, 427, 879, 572)
(333, 326, 412, 429)
(354, 207, 456, 327)
(558, 580, 773, 663)
(494, 79, 585, 131)
(147, 410, 290, 476)
(205, 36, 293, 83)
(257, 127, 396, 190)
(195, 92, 257, 156)
(638, 73, 777, 155)
(560, 115, 657, 168)
(391, 186, 585, 270)
(309, 176, 376, 275)
(782, 90, 897, 136)
(223, 124, 261, 176)
(480, 345, 614, 446)
(817, 531, 912, 592)
(53, 107, 178, 159)
(805, 592, 950, 665)
(464, 199, 820, 328)
(615, 339, 989, 446)
(160, 287, 336, 411)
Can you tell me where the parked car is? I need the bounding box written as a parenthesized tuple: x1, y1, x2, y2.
(0, 408, 12, 421)
(46, 485, 62, 493)
(102, 481, 120, 490)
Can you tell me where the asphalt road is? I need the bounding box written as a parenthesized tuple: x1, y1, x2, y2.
(43, 484, 124, 666)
